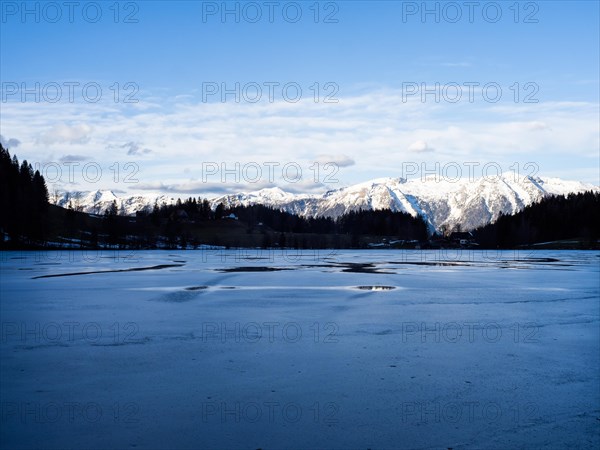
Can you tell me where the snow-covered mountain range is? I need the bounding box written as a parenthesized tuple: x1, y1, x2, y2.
(55, 174, 599, 232)
(54, 190, 176, 217)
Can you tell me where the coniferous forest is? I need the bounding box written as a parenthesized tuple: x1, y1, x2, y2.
(473, 191, 600, 248)
(1, 144, 598, 250)
(0, 144, 49, 244)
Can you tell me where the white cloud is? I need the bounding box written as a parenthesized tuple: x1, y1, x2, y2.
(525, 121, 550, 131)
(408, 140, 435, 153)
(38, 123, 92, 145)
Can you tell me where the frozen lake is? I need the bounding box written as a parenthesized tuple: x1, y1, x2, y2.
(1, 249, 599, 449)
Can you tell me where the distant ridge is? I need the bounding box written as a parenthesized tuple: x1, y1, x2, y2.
(55, 174, 599, 232)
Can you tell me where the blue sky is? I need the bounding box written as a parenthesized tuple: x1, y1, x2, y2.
(1, 1, 598, 196)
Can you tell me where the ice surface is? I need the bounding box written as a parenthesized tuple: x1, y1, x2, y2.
(1, 249, 599, 449)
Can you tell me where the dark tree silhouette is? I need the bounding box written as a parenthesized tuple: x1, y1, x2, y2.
(0, 144, 49, 244)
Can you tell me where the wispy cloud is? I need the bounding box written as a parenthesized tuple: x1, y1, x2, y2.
(38, 123, 92, 145)
(136, 180, 277, 195)
(119, 141, 152, 156)
(316, 154, 355, 167)
(59, 154, 90, 162)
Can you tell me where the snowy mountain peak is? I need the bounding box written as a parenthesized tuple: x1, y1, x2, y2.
(90, 190, 118, 203)
(253, 186, 290, 198)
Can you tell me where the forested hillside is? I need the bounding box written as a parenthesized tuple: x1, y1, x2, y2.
(474, 191, 599, 247)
